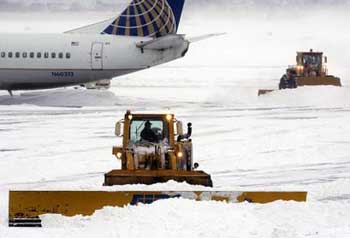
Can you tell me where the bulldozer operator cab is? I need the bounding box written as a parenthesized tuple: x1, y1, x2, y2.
(113, 111, 194, 171)
(296, 50, 326, 77)
(130, 119, 168, 144)
(115, 112, 180, 146)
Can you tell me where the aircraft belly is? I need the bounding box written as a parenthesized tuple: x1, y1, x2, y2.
(0, 69, 138, 90)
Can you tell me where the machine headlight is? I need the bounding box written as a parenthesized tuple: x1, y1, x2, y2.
(177, 152, 183, 158)
(166, 114, 173, 121)
(116, 152, 123, 159)
(128, 114, 133, 120)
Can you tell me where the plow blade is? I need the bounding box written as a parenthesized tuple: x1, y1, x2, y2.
(9, 191, 307, 227)
(297, 76, 341, 87)
(104, 170, 213, 187)
(258, 89, 275, 96)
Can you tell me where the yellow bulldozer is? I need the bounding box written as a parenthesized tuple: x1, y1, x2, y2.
(258, 50, 341, 96)
(8, 111, 307, 227)
(106, 111, 212, 187)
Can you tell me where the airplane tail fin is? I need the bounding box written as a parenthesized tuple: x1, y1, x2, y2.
(102, 0, 185, 37)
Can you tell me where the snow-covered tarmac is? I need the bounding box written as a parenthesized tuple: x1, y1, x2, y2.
(1, 68, 350, 237)
(1, 2, 350, 237)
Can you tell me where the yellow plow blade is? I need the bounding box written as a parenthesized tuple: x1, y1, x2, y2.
(297, 76, 341, 86)
(9, 191, 307, 227)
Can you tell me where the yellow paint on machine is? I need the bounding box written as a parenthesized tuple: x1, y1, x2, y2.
(237, 192, 307, 203)
(297, 76, 341, 86)
(9, 191, 307, 221)
(9, 191, 135, 219)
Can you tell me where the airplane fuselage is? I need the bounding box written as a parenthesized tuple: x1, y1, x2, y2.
(0, 33, 189, 90)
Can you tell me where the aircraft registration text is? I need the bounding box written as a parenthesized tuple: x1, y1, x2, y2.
(52, 72, 74, 77)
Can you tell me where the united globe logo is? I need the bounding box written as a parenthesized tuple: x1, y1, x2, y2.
(103, 0, 177, 37)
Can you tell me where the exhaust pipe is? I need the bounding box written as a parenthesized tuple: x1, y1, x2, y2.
(177, 123, 192, 142)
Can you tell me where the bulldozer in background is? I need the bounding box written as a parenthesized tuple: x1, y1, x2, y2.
(8, 111, 307, 227)
(258, 50, 342, 96)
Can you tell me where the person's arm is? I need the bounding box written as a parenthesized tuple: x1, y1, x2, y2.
(140, 129, 146, 141)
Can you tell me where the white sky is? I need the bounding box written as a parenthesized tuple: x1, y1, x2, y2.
(0, 0, 349, 12)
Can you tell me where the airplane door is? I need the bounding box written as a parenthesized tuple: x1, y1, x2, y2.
(91, 43, 104, 70)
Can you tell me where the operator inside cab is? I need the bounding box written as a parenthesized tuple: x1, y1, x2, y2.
(140, 120, 159, 143)
(303, 54, 321, 77)
(129, 118, 167, 145)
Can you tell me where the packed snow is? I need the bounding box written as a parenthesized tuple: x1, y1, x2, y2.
(1, 1, 350, 237)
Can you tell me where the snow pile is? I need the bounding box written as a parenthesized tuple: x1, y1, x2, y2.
(0, 88, 163, 108)
(257, 86, 350, 108)
(0, 89, 119, 107)
(206, 86, 350, 108)
(38, 199, 349, 238)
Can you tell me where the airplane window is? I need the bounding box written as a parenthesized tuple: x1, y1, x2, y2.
(44, 52, 49, 58)
(15, 52, 20, 58)
(66, 53, 71, 59)
(37, 52, 42, 58)
(8, 52, 13, 58)
(23, 52, 27, 58)
(1, 52, 5, 58)
(51, 53, 56, 58)
(58, 53, 63, 59)
(30, 52, 35, 58)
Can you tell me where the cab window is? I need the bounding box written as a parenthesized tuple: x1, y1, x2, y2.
(303, 55, 321, 66)
(129, 119, 168, 144)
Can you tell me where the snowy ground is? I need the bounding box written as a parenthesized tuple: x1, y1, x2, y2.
(1, 3, 350, 237)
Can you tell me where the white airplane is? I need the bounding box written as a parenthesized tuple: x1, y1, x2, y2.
(0, 0, 195, 96)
